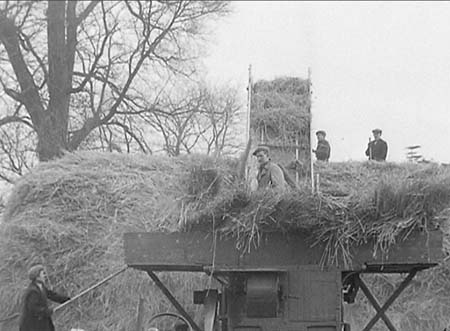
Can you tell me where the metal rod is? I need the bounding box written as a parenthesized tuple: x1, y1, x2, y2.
(146, 271, 202, 331)
(54, 266, 127, 313)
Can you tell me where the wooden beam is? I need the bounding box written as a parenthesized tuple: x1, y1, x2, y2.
(361, 270, 417, 331)
(124, 230, 443, 271)
(357, 275, 397, 331)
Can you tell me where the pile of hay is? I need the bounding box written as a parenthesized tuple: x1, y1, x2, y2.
(250, 77, 310, 144)
(1, 151, 450, 330)
(0, 152, 238, 331)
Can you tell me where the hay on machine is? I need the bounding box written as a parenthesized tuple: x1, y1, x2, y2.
(1, 151, 450, 330)
(251, 77, 310, 143)
(250, 77, 311, 179)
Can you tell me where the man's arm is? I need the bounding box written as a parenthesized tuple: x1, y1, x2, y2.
(365, 142, 371, 157)
(381, 141, 388, 160)
(47, 289, 70, 304)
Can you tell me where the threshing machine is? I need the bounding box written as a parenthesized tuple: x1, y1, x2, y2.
(124, 228, 442, 331)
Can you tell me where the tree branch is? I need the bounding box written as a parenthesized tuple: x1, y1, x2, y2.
(106, 120, 148, 153)
(0, 13, 45, 126)
(76, 0, 101, 26)
(66, 0, 78, 87)
(18, 31, 48, 81)
(70, 1, 113, 94)
(100, 1, 182, 125)
(0, 115, 32, 128)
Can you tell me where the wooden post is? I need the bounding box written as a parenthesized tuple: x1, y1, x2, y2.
(245, 64, 252, 181)
(308, 67, 315, 193)
(316, 173, 320, 194)
(135, 297, 145, 331)
(295, 135, 299, 183)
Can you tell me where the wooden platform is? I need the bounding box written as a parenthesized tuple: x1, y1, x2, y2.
(124, 229, 443, 272)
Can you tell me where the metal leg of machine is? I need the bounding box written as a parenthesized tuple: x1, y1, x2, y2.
(146, 271, 202, 331)
(358, 270, 417, 331)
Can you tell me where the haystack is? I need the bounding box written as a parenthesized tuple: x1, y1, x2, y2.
(0, 152, 237, 331)
(1, 151, 450, 330)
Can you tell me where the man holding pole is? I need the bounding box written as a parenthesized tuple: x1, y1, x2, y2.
(19, 265, 70, 331)
(365, 128, 388, 161)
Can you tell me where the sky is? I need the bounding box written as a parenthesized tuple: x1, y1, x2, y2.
(202, 1, 450, 163)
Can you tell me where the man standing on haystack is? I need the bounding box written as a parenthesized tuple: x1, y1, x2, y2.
(19, 264, 70, 331)
(365, 128, 388, 161)
(253, 146, 287, 192)
(313, 130, 331, 162)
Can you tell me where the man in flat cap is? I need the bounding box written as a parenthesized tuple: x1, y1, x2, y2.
(19, 264, 70, 331)
(253, 146, 287, 191)
(365, 128, 388, 161)
(313, 130, 331, 162)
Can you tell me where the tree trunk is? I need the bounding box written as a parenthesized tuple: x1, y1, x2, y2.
(35, 112, 67, 161)
(36, 0, 71, 161)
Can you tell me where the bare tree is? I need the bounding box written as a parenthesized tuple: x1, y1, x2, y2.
(148, 88, 206, 156)
(0, 0, 230, 162)
(0, 123, 35, 183)
(197, 85, 241, 156)
(147, 84, 242, 156)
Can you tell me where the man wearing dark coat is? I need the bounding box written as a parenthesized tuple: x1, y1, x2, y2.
(19, 265, 70, 331)
(313, 130, 331, 162)
(365, 128, 388, 161)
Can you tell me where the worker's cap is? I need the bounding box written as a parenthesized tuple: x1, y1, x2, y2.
(316, 130, 326, 136)
(372, 128, 382, 134)
(252, 146, 270, 156)
(28, 264, 44, 281)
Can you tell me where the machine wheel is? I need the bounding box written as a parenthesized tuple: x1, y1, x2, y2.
(147, 312, 193, 331)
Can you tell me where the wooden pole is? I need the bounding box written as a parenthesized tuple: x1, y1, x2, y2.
(308, 67, 315, 194)
(245, 64, 252, 181)
(295, 135, 299, 183)
(135, 296, 145, 331)
(54, 266, 127, 313)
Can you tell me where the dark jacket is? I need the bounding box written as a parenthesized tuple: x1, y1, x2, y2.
(19, 282, 70, 331)
(256, 161, 286, 191)
(365, 139, 388, 161)
(314, 139, 331, 161)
